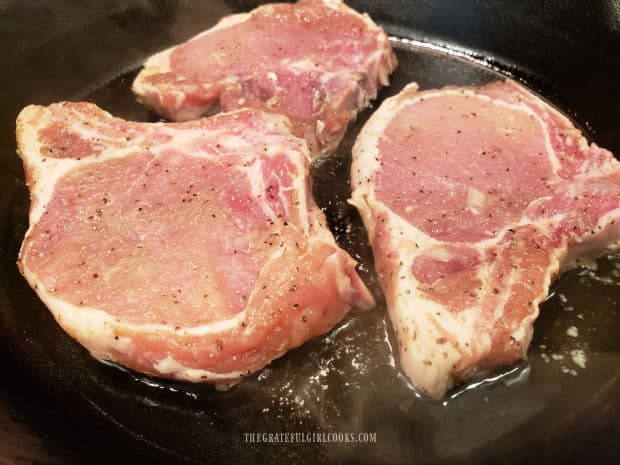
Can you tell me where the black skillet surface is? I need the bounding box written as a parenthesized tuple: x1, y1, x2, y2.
(1, 1, 620, 464)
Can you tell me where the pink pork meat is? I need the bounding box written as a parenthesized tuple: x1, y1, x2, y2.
(17, 102, 375, 387)
(350, 80, 620, 398)
(132, 0, 397, 156)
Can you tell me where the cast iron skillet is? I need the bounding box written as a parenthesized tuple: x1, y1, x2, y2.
(1, 1, 619, 464)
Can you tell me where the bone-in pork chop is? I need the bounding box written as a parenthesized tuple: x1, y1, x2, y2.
(350, 80, 620, 398)
(17, 103, 375, 387)
(132, 0, 396, 156)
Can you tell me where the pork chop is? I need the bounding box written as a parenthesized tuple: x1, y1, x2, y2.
(350, 80, 620, 398)
(16, 103, 375, 386)
(132, 0, 396, 156)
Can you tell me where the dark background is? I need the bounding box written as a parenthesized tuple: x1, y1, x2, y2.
(0, 1, 619, 464)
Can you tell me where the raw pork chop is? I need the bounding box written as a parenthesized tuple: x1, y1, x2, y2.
(132, 0, 396, 156)
(350, 80, 620, 398)
(17, 103, 374, 386)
